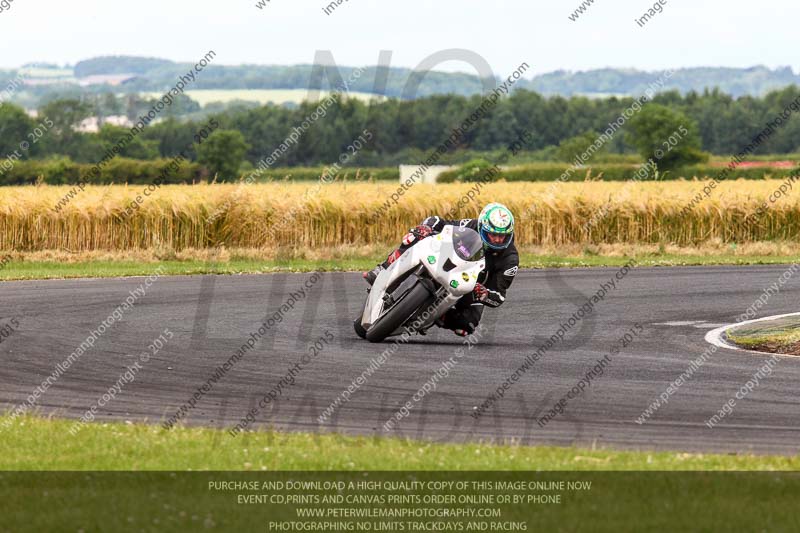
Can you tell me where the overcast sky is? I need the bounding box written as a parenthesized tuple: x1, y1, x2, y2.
(0, 0, 796, 77)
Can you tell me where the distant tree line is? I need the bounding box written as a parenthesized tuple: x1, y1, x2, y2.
(57, 57, 800, 98)
(1, 86, 800, 177)
(528, 66, 800, 98)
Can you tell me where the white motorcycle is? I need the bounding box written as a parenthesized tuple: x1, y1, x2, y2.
(355, 225, 486, 343)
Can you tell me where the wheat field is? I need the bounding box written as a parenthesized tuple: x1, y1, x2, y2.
(2, 180, 798, 251)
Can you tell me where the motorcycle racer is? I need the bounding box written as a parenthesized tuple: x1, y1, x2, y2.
(364, 203, 519, 336)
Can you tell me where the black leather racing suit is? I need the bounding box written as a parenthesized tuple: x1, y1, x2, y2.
(392, 215, 520, 334)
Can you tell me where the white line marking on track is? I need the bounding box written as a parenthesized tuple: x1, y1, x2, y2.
(655, 321, 728, 328)
(705, 312, 800, 356)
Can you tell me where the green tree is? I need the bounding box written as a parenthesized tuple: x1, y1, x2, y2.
(141, 118, 198, 159)
(36, 99, 95, 161)
(97, 124, 159, 159)
(627, 104, 708, 170)
(39, 98, 92, 135)
(95, 93, 124, 117)
(0, 104, 35, 159)
(555, 131, 608, 163)
(196, 129, 250, 180)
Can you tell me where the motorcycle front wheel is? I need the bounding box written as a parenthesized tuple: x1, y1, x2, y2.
(365, 283, 433, 343)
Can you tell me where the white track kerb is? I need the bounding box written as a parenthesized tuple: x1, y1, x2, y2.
(705, 312, 800, 355)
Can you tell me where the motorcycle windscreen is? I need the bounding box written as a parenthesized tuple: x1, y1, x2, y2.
(451, 227, 485, 262)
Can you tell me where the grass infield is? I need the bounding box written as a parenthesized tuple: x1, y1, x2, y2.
(726, 315, 800, 355)
(3, 415, 799, 471)
(1, 251, 799, 280)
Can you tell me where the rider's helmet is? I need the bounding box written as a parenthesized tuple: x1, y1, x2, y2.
(478, 203, 515, 250)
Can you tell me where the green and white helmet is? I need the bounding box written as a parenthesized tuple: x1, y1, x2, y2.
(478, 203, 515, 250)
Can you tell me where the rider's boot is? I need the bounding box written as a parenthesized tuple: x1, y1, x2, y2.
(435, 312, 471, 337)
(363, 249, 402, 286)
(363, 265, 382, 286)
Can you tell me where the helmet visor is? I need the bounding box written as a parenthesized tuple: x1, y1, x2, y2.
(480, 227, 513, 249)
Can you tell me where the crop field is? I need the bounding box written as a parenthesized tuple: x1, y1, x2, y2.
(2, 180, 798, 252)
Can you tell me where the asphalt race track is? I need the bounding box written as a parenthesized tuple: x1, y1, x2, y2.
(2, 265, 799, 455)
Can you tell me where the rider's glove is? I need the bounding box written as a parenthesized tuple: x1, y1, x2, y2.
(412, 224, 433, 238)
(402, 224, 434, 246)
(473, 283, 504, 307)
(473, 283, 489, 302)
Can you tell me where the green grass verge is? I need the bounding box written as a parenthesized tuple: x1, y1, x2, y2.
(0, 258, 374, 280)
(2, 253, 799, 280)
(726, 315, 800, 354)
(3, 415, 798, 471)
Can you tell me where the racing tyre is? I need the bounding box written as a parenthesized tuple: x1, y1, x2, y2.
(365, 283, 432, 343)
(354, 318, 367, 339)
